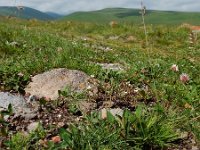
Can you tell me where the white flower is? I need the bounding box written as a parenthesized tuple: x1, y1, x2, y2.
(134, 87, 140, 93)
(86, 85, 92, 90)
(171, 64, 179, 72)
(90, 75, 95, 78)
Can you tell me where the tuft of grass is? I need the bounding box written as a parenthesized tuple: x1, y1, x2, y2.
(119, 105, 180, 149)
(4, 124, 46, 150)
(51, 105, 181, 150)
(53, 112, 129, 150)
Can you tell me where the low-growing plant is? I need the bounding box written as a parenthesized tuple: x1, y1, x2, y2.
(0, 104, 13, 136)
(6, 132, 30, 150)
(4, 123, 46, 150)
(58, 86, 87, 114)
(53, 112, 129, 150)
(49, 105, 181, 150)
(117, 105, 179, 149)
(0, 70, 30, 93)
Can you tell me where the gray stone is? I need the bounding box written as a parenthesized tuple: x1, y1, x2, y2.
(25, 68, 97, 100)
(0, 92, 26, 111)
(0, 92, 37, 119)
(101, 108, 124, 119)
(80, 36, 91, 41)
(27, 122, 40, 132)
(180, 132, 188, 139)
(108, 36, 119, 40)
(101, 101, 114, 108)
(78, 101, 97, 113)
(95, 46, 113, 51)
(192, 146, 199, 150)
(109, 108, 124, 117)
(83, 43, 113, 52)
(125, 35, 136, 42)
(97, 63, 125, 71)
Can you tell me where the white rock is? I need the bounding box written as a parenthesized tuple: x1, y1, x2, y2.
(192, 146, 199, 150)
(101, 108, 107, 119)
(25, 68, 97, 100)
(109, 108, 124, 117)
(0, 92, 37, 119)
(97, 63, 125, 72)
(27, 122, 40, 132)
(108, 36, 119, 40)
(100, 108, 124, 119)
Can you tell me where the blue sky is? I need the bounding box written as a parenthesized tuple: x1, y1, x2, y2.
(0, 0, 199, 14)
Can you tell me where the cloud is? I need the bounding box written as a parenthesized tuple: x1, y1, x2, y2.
(0, 0, 199, 14)
(147, 0, 200, 12)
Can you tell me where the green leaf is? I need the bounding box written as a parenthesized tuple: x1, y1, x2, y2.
(147, 116, 157, 129)
(135, 106, 143, 119)
(1, 110, 10, 116)
(0, 126, 8, 136)
(59, 128, 71, 142)
(107, 111, 115, 123)
(139, 90, 146, 98)
(8, 103, 13, 114)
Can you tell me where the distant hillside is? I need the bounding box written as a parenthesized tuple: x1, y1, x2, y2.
(46, 12, 63, 19)
(63, 8, 200, 25)
(0, 6, 54, 20)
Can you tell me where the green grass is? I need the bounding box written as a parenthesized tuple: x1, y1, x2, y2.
(51, 106, 180, 149)
(4, 125, 46, 150)
(0, 17, 199, 149)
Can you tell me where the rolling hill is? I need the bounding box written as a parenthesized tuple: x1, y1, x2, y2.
(46, 12, 63, 19)
(63, 8, 200, 25)
(0, 6, 55, 20)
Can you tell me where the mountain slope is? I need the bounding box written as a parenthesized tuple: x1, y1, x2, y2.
(46, 12, 63, 19)
(63, 8, 200, 25)
(0, 6, 54, 20)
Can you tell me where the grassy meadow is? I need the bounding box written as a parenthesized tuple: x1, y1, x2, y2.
(64, 8, 200, 25)
(0, 17, 200, 149)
